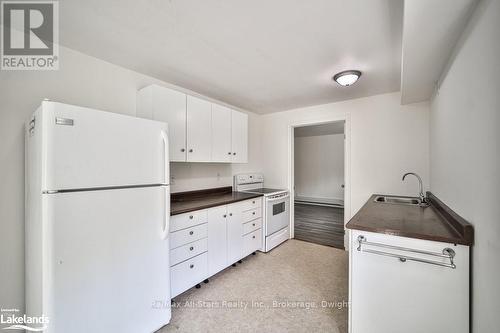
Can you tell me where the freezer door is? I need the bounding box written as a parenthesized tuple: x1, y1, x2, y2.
(39, 101, 169, 191)
(43, 186, 170, 333)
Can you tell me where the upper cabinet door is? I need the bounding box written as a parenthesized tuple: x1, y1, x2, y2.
(137, 85, 187, 162)
(211, 104, 232, 162)
(231, 111, 248, 163)
(186, 96, 212, 162)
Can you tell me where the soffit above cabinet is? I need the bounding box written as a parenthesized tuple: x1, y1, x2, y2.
(400, 0, 478, 104)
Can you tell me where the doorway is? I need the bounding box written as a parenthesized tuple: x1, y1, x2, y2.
(292, 121, 345, 249)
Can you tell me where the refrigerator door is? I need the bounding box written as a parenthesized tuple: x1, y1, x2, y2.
(39, 101, 169, 191)
(43, 186, 170, 333)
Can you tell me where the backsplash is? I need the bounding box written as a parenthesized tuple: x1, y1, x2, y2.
(170, 163, 233, 193)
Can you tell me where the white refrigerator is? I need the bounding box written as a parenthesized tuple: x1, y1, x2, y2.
(25, 101, 171, 333)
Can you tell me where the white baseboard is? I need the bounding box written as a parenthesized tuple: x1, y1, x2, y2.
(294, 195, 344, 207)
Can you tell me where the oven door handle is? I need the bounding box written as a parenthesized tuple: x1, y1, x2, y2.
(267, 194, 289, 202)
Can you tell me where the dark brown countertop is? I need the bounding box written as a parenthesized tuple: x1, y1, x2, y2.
(171, 186, 263, 216)
(346, 192, 473, 245)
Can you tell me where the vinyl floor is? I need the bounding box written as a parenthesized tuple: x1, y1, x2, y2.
(159, 239, 348, 333)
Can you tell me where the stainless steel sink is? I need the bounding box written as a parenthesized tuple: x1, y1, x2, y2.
(374, 195, 421, 206)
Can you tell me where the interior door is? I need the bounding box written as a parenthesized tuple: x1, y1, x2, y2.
(186, 96, 212, 162)
(207, 206, 228, 275)
(42, 101, 168, 191)
(46, 186, 170, 333)
(211, 104, 232, 162)
(152, 86, 187, 162)
(231, 111, 248, 163)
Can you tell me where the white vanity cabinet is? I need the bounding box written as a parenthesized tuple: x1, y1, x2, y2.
(137, 84, 248, 163)
(349, 230, 470, 333)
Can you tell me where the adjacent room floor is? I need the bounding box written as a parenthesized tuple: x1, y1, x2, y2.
(294, 203, 345, 249)
(160, 239, 348, 333)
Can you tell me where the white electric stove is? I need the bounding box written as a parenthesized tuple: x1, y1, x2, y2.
(234, 173, 290, 252)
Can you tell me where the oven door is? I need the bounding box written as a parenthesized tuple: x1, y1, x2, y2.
(266, 193, 290, 236)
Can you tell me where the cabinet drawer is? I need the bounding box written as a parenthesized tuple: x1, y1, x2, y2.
(170, 223, 208, 249)
(239, 198, 262, 211)
(170, 238, 208, 266)
(171, 252, 208, 298)
(242, 208, 261, 223)
(243, 218, 262, 235)
(243, 228, 262, 257)
(170, 210, 208, 232)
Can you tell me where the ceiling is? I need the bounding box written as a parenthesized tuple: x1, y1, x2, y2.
(59, 0, 403, 114)
(294, 122, 344, 137)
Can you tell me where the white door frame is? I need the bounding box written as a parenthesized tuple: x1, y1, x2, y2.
(287, 114, 351, 250)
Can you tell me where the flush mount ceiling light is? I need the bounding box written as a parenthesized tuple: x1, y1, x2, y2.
(333, 70, 362, 87)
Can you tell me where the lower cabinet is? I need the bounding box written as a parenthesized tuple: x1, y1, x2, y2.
(227, 204, 244, 264)
(170, 198, 263, 298)
(349, 230, 470, 333)
(171, 252, 208, 297)
(169, 210, 209, 298)
(243, 228, 262, 258)
(207, 206, 228, 276)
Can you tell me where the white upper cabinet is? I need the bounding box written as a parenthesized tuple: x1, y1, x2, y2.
(137, 85, 248, 163)
(211, 104, 232, 162)
(231, 111, 248, 163)
(137, 85, 187, 162)
(186, 96, 212, 162)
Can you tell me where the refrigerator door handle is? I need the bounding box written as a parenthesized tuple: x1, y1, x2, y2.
(161, 186, 170, 240)
(160, 129, 170, 240)
(161, 130, 169, 184)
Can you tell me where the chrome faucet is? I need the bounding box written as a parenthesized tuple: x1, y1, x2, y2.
(402, 172, 428, 207)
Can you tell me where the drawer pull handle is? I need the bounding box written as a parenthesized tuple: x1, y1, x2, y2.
(223, 214, 227, 218)
(189, 231, 194, 235)
(252, 212, 256, 215)
(181, 148, 186, 152)
(189, 246, 194, 251)
(229, 213, 232, 216)
(233, 152, 236, 155)
(252, 223, 255, 226)
(228, 152, 232, 155)
(252, 235, 256, 239)
(189, 149, 193, 153)
(190, 264, 194, 269)
(252, 201, 255, 204)
(189, 215, 194, 219)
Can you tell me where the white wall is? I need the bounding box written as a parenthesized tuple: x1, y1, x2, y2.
(429, 0, 500, 331)
(294, 134, 344, 202)
(261, 92, 430, 218)
(0, 46, 260, 313)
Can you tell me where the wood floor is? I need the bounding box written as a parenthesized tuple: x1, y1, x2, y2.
(294, 203, 345, 249)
